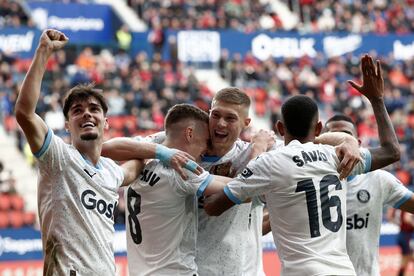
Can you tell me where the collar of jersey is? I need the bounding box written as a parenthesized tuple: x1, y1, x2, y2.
(201, 155, 221, 162)
(346, 175, 356, 182)
(80, 154, 103, 170)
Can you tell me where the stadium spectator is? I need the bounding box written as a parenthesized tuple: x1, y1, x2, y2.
(116, 25, 132, 52)
(0, 161, 16, 194)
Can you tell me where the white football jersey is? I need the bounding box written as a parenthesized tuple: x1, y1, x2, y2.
(126, 159, 212, 276)
(35, 129, 124, 275)
(225, 140, 371, 276)
(346, 170, 412, 276)
(197, 139, 283, 276)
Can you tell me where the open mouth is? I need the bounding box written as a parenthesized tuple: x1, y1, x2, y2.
(214, 130, 228, 139)
(81, 122, 95, 128)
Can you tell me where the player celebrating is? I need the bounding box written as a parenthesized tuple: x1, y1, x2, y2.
(116, 104, 234, 275)
(196, 87, 277, 276)
(204, 54, 401, 276)
(15, 29, 196, 275)
(325, 114, 414, 276)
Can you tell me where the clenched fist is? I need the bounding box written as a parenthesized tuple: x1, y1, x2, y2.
(38, 29, 69, 54)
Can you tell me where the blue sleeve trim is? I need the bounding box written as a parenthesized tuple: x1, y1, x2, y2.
(196, 174, 213, 198)
(34, 128, 53, 158)
(364, 150, 372, 173)
(224, 186, 242, 204)
(394, 192, 413, 209)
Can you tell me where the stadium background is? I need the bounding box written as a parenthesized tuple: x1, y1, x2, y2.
(1, 0, 414, 275)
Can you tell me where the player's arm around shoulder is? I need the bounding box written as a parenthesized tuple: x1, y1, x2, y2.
(205, 152, 274, 216)
(120, 159, 146, 187)
(15, 29, 68, 154)
(102, 138, 202, 180)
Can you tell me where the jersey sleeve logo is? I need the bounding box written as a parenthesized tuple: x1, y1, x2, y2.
(84, 168, 96, 178)
(241, 168, 253, 178)
(357, 189, 370, 203)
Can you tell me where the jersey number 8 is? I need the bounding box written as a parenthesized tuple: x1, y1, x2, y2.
(127, 187, 142, 244)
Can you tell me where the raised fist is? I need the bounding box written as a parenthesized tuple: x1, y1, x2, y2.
(38, 29, 69, 52)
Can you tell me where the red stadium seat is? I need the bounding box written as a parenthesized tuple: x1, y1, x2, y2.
(0, 194, 12, 211)
(23, 212, 36, 226)
(0, 212, 9, 228)
(4, 116, 17, 133)
(107, 116, 137, 131)
(10, 195, 25, 211)
(9, 211, 24, 228)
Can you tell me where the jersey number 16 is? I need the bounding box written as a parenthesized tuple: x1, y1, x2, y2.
(295, 174, 343, 238)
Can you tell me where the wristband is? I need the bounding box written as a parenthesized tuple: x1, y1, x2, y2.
(184, 160, 198, 172)
(155, 144, 177, 165)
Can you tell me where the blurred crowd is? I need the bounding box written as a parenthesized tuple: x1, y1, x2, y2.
(0, 0, 33, 28)
(218, 49, 414, 185)
(2, 45, 414, 224)
(127, 0, 414, 33)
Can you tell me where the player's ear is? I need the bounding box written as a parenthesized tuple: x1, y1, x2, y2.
(64, 121, 70, 133)
(315, 121, 323, 137)
(244, 117, 251, 128)
(276, 120, 285, 137)
(104, 118, 109, 130)
(185, 126, 193, 142)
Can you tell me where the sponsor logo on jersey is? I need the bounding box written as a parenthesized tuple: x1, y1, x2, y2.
(81, 189, 117, 219)
(347, 213, 370, 230)
(357, 189, 370, 203)
(241, 168, 253, 178)
(83, 168, 96, 178)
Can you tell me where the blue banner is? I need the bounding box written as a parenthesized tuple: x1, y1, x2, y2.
(132, 30, 414, 62)
(0, 28, 41, 58)
(0, 225, 127, 261)
(26, 2, 119, 45)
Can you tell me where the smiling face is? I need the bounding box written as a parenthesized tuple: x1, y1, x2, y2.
(209, 100, 250, 155)
(65, 97, 108, 143)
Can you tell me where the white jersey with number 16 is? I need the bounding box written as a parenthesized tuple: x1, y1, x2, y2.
(225, 140, 371, 276)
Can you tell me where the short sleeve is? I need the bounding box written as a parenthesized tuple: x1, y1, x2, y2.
(172, 170, 213, 197)
(135, 131, 166, 144)
(35, 129, 67, 171)
(378, 171, 413, 208)
(225, 152, 274, 204)
(350, 148, 372, 175)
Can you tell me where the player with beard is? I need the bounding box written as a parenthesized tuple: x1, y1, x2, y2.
(15, 29, 197, 275)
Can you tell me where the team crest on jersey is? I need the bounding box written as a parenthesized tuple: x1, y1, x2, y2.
(241, 168, 253, 178)
(357, 189, 370, 203)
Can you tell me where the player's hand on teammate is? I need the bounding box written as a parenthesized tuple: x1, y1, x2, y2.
(38, 29, 69, 54)
(348, 54, 384, 101)
(169, 150, 203, 180)
(251, 129, 276, 151)
(335, 136, 362, 179)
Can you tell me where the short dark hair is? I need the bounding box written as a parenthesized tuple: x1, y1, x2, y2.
(281, 95, 318, 138)
(63, 83, 108, 120)
(213, 87, 250, 108)
(326, 113, 356, 127)
(165, 104, 209, 132)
